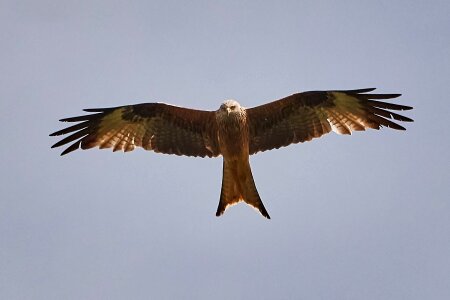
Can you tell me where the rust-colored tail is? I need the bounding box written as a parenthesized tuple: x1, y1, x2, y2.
(216, 159, 270, 219)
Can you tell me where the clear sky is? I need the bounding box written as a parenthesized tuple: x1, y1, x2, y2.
(1, 1, 449, 299)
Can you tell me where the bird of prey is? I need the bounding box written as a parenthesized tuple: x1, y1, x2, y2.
(50, 88, 413, 219)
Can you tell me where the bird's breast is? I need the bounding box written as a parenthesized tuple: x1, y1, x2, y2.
(216, 113, 249, 160)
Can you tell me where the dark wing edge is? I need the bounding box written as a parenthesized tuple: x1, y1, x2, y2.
(50, 103, 221, 157)
(247, 88, 413, 154)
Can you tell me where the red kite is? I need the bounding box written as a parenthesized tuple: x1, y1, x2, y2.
(51, 88, 413, 218)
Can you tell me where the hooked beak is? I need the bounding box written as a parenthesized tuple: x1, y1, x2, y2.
(226, 107, 231, 115)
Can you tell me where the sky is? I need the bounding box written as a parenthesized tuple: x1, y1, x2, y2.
(1, 0, 449, 299)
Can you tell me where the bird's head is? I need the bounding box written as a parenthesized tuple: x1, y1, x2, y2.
(219, 100, 242, 116)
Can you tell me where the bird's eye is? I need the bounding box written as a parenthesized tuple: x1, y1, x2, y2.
(231, 106, 236, 109)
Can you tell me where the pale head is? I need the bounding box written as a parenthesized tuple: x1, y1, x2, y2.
(218, 100, 243, 116)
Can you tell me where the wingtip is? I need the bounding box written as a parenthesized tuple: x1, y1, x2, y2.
(60, 148, 72, 156)
(83, 107, 116, 113)
(348, 88, 377, 93)
(385, 123, 407, 130)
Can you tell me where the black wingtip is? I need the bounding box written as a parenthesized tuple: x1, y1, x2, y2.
(83, 107, 117, 113)
(60, 141, 80, 155)
(386, 123, 406, 130)
(345, 88, 377, 94)
(59, 117, 77, 122)
(385, 93, 402, 99)
(83, 108, 103, 112)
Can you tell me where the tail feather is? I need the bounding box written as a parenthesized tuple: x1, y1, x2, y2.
(216, 159, 270, 219)
(216, 160, 241, 216)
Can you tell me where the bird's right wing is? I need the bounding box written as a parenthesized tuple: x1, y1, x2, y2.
(50, 103, 221, 157)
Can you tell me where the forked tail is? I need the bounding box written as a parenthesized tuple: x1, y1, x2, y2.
(216, 159, 270, 219)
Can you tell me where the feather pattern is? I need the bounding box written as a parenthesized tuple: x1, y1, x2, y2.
(50, 103, 221, 157)
(247, 89, 413, 154)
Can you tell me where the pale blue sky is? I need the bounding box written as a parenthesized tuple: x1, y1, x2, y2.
(1, 1, 449, 299)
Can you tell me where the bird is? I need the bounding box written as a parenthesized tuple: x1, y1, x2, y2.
(50, 88, 413, 219)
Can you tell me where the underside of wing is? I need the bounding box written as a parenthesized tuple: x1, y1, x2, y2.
(247, 88, 413, 154)
(50, 103, 221, 157)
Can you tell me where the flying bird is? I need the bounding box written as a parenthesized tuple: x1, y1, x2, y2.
(50, 88, 413, 219)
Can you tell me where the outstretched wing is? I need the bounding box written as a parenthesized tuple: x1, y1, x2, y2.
(247, 88, 413, 154)
(50, 103, 221, 157)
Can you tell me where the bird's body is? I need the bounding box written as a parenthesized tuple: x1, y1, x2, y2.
(51, 88, 413, 218)
(216, 100, 249, 159)
(215, 100, 270, 218)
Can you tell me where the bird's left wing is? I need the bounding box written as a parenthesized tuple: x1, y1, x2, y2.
(247, 88, 413, 154)
(50, 103, 220, 157)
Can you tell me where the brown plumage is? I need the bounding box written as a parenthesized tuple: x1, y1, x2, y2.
(50, 88, 413, 218)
